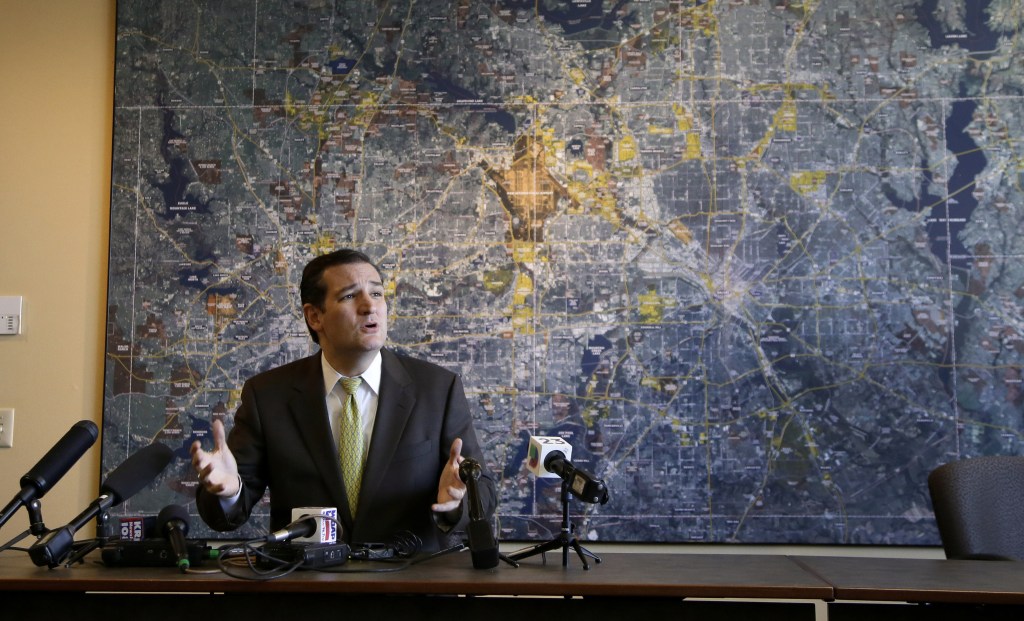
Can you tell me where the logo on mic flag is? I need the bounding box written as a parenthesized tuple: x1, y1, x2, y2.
(120, 517, 145, 541)
(526, 436, 572, 478)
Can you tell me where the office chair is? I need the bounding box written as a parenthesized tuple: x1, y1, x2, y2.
(927, 455, 1024, 560)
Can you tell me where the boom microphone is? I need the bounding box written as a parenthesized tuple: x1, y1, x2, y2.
(29, 442, 174, 567)
(528, 436, 609, 504)
(459, 457, 499, 569)
(156, 504, 191, 573)
(544, 451, 609, 504)
(0, 420, 98, 530)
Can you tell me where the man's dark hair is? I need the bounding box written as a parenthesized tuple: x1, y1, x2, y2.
(300, 248, 383, 344)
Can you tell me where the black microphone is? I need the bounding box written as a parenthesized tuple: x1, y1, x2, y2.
(0, 420, 98, 530)
(458, 457, 498, 569)
(543, 450, 610, 505)
(156, 504, 191, 573)
(266, 515, 318, 543)
(29, 442, 174, 567)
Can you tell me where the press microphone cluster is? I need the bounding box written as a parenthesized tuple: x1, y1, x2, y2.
(29, 442, 174, 567)
(100, 505, 215, 569)
(459, 457, 499, 569)
(0, 420, 98, 531)
(527, 436, 609, 504)
(260, 507, 348, 569)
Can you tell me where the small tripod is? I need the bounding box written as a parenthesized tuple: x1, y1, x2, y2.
(0, 498, 49, 554)
(508, 479, 601, 569)
(0, 499, 102, 565)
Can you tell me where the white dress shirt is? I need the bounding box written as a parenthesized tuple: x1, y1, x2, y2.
(321, 350, 382, 461)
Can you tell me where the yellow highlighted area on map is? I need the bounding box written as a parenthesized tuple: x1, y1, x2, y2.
(513, 273, 533, 306)
(311, 233, 335, 256)
(569, 160, 594, 179)
(353, 92, 379, 127)
(674, 103, 693, 132)
(512, 244, 537, 263)
(512, 272, 535, 333)
(789, 170, 826, 196)
(669, 220, 693, 244)
(618, 134, 637, 161)
(638, 289, 673, 323)
(775, 99, 797, 132)
(684, 132, 701, 159)
(483, 268, 513, 294)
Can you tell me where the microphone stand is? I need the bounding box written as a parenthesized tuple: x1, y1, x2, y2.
(27, 499, 50, 538)
(467, 540, 519, 568)
(60, 510, 111, 567)
(0, 498, 52, 553)
(459, 458, 518, 569)
(508, 479, 601, 570)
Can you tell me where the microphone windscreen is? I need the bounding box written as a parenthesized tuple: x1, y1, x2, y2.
(20, 420, 99, 494)
(101, 442, 174, 504)
(156, 504, 190, 536)
(458, 457, 482, 483)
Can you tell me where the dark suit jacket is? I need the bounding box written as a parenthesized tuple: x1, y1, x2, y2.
(196, 348, 496, 551)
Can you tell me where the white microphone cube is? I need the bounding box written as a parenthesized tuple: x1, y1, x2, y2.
(527, 436, 572, 478)
(290, 506, 338, 543)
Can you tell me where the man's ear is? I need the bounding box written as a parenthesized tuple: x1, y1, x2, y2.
(302, 303, 321, 333)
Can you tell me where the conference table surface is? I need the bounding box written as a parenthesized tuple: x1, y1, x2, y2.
(3, 547, 1024, 609)
(0, 548, 834, 600)
(794, 555, 1024, 606)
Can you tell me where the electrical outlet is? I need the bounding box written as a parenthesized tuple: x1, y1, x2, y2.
(0, 409, 13, 448)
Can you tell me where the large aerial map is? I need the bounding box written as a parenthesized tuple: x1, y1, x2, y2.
(104, 0, 1024, 545)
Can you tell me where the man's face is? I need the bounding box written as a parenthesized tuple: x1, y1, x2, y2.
(303, 261, 388, 372)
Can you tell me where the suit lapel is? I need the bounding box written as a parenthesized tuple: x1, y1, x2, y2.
(287, 354, 349, 520)
(358, 349, 415, 521)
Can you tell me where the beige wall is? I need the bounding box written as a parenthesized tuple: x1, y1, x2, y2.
(0, 0, 115, 531)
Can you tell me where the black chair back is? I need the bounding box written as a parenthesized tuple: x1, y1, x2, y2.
(927, 455, 1024, 560)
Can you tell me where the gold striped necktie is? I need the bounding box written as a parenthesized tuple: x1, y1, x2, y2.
(337, 376, 364, 517)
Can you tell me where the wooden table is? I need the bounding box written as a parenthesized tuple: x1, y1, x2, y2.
(794, 555, 1024, 620)
(0, 549, 828, 620)
(4, 547, 1024, 620)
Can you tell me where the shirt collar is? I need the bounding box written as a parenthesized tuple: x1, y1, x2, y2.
(321, 350, 382, 396)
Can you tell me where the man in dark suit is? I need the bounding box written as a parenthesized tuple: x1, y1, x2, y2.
(191, 249, 495, 551)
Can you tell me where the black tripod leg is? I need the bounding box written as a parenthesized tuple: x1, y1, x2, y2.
(568, 538, 589, 569)
(513, 479, 601, 570)
(508, 536, 563, 563)
(577, 543, 601, 562)
(498, 553, 519, 567)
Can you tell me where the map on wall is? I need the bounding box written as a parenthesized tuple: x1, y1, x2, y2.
(104, 0, 1024, 544)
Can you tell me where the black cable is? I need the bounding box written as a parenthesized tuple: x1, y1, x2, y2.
(212, 529, 426, 579)
(215, 540, 303, 581)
